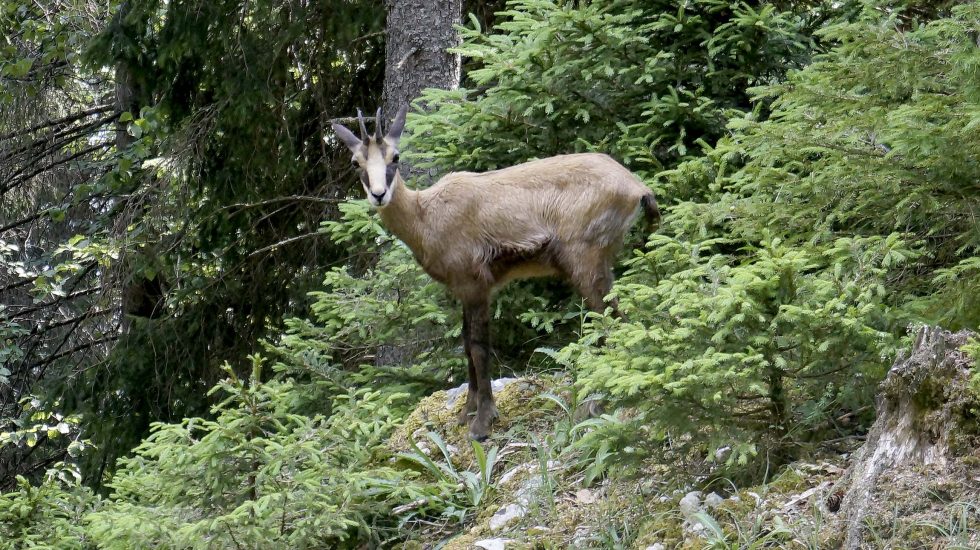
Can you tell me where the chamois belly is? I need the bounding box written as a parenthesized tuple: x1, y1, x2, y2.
(494, 260, 559, 287)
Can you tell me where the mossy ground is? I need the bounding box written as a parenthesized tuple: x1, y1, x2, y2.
(390, 375, 848, 549)
(388, 372, 980, 549)
(821, 455, 980, 549)
(631, 458, 849, 549)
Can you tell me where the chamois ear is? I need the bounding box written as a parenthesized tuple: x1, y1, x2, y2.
(331, 123, 362, 153)
(374, 107, 384, 140)
(385, 105, 408, 144)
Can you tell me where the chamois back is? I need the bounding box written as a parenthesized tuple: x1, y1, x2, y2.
(409, 153, 651, 287)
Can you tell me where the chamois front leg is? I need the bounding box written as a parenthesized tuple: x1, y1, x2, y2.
(583, 266, 623, 320)
(457, 308, 479, 426)
(560, 252, 623, 319)
(463, 296, 497, 441)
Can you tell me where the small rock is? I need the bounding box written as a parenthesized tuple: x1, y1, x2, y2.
(474, 538, 514, 550)
(410, 428, 432, 455)
(714, 445, 732, 462)
(515, 475, 543, 506)
(679, 491, 703, 517)
(683, 518, 708, 537)
(572, 525, 593, 547)
(704, 492, 724, 509)
(498, 464, 529, 486)
(446, 377, 520, 409)
(489, 503, 527, 531)
(575, 488, 597, 504)
(444, 385, 467, 408)
(491, 377, 522, 392)
(644, 544, 666, 550)
(527, 525, 551, 535)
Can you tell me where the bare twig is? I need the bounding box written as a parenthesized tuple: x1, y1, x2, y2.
(30, 334, 118, 368)
(1, 142, 112, 195)
(0, 104, 113, 142)
(4, 286, 102, 319)
(219, 195, 342, 212)
(392, 498, 428, 514)
(245, 231, 328, 260)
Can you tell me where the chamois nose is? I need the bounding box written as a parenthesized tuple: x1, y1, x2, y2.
(371, 190, 386, 202)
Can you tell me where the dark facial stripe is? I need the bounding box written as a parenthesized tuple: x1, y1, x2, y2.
(385, 162, 398, 186)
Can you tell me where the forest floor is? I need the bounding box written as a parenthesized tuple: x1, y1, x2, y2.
(389, 367, 980, 549)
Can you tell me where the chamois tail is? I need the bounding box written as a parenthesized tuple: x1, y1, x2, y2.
(640, 192, 661, 234)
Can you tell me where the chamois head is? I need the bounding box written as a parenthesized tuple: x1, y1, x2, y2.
(331, 107, 407, 208)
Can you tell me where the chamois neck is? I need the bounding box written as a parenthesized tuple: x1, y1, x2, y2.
(378, 172, 425, 255)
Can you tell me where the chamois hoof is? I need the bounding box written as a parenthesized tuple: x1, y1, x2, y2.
(467, 404, 499, 441)
(467, 419, 492, 441)
(456, 396, 478, 426)
(456, 408, 475, 426)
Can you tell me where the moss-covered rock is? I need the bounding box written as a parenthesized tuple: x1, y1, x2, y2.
(389, 376, 560, 470)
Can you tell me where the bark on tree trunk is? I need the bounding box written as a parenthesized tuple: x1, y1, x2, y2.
(115, 24, 166, 332)
(382, 0, 461, 182)
(115, 11, 141, 334)
(115, 65, 136, 150)
(382, 0, 462, 121)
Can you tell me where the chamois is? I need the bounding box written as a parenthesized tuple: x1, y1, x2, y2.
(332, 107, 660, 440)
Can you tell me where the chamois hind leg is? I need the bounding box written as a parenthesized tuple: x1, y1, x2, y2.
(457, 308, 479, 425)
(463, 295, 497, 441)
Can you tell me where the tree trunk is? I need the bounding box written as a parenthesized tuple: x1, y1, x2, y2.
(116, 58, 148, 334)
(115, 27, 167, 333)
(375, 0, 462, 368)
(382, 0, 462, 120)
(830, 326, 978, 549)
(382, 0, 461, 182)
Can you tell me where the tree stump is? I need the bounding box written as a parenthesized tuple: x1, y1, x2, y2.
(831, 326, 978, 549)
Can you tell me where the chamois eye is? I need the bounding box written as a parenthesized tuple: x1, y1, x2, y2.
(392, 153, 400, 164)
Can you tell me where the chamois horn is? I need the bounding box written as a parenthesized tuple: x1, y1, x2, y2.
(386, 106, 408, 141)
(357, 109, 369, 140)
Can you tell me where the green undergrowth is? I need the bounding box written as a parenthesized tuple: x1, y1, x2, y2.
(5, 1, 980, 549)
(4, 349, 977, 549)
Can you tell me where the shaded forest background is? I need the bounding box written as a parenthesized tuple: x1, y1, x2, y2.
(1, 0, 978, 547)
